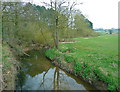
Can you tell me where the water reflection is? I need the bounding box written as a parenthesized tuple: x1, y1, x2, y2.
(17, 50, 98, 91)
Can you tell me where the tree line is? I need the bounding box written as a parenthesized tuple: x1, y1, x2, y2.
(2, 1, 98, 54)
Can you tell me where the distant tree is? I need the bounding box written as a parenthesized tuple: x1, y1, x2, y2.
(108, 30, 112, 34)
(74, 13, 93, 37)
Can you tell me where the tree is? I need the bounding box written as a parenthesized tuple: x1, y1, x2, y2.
(108, 30, 112, 34)
(2, 1, 95, 52)
(74, 12, 94, 37)
(42, 0, 79, 49)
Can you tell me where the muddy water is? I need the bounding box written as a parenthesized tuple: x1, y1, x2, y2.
(16, 50, 99, 91)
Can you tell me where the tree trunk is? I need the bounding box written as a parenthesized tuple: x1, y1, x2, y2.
(55, 16, 59, 49)
(55, 0, 59, 49)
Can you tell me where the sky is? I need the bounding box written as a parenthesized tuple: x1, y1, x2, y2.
(21, 0, 119, 29)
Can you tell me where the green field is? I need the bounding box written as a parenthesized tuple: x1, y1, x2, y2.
(45, 35, 118, 91)
(95, 30, 118, 35)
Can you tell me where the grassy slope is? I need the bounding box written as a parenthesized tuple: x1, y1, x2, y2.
(2, 42, 18, 90)
(45, 35, 118, 91)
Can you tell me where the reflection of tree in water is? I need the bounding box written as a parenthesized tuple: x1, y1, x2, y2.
(38, 67, 59, 90)
(18, 50, 69, 90)
(17, 68, 27, 90)
(38, 67, 71, 90)
(39, 70, 48, 90)
(53, 67, 59, 90)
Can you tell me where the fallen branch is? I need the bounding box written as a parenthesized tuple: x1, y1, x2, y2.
(22, 51, 30, 56)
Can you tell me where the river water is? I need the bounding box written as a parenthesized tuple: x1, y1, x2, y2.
(16, 49, 99, 91)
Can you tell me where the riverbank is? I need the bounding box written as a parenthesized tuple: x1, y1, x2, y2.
(45, 35, 118, 91)
(1, 41, 51, 91)
(1, 42, 19, 90)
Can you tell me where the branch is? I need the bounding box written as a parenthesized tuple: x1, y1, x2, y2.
(22, 51, 30, 56)
(58, 1, 66, 8)
(70, 2, 77, 11)
(41, 2, 55, 9)
(41, 2, 51, 6)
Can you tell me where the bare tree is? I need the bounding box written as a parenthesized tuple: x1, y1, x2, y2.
(42, 0, 80, 49)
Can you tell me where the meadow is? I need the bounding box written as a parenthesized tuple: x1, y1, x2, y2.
(45, 35, 119, 91)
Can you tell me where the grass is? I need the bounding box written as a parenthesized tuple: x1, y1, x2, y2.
(45, 35, 118, 91)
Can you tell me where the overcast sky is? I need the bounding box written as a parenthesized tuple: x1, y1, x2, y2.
(22, 0, 119, 29)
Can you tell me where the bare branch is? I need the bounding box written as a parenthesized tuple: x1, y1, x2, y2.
(58, 1, 66, 8)
(70, 2, 77, 11)
(41, 2, 52, 8)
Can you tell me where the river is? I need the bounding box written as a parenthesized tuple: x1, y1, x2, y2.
(16, 49, 99, 91)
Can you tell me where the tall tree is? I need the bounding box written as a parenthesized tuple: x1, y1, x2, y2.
(43, 0, 79, 49)
(74, 12, 94, 37)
